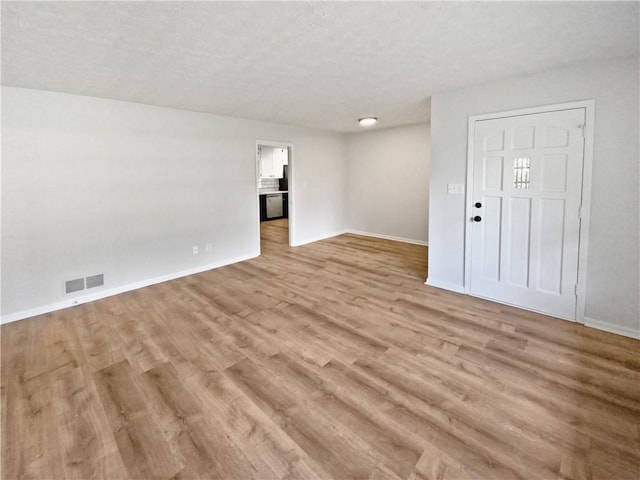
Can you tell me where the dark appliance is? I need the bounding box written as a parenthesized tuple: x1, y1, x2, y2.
(279, 165, 289, 191)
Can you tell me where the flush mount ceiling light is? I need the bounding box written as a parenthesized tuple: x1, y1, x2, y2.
(358, 117, 377, 127)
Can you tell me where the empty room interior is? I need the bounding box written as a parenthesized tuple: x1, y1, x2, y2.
(1, 2, 639, 479)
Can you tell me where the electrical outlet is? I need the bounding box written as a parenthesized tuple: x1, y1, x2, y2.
(193, 245, 199, 255)
(206, 243, 212, 253)
(447, 183, 464, 194)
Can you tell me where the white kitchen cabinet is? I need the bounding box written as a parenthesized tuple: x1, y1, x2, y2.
(273, 147, 288, 166)
(259, 146, 286, 179)
(259, 146, 273, 178)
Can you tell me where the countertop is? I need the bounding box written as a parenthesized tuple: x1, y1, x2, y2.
(259, 190, 288, 196)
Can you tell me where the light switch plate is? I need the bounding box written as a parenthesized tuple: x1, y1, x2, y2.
(447, 183, 464, 194)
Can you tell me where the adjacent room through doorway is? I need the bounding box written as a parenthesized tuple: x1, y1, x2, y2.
(257, 141, 292, 250)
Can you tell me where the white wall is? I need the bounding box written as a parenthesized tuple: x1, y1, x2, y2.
(346, 123, 430, 243)
(428, 56, 639, 337)
(1, 87, 347, 319)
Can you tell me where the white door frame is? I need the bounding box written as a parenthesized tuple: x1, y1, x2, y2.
(255, 139, 295, 252)
(464, 100, 595, 323)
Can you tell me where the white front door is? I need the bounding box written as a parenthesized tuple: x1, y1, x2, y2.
(469, 108, 586, 320)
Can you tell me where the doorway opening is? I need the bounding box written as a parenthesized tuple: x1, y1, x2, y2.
(255, 140, 293, 253)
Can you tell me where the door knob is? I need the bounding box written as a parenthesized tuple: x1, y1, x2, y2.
(474, 202, 482, 208)
(473, 216, 482, 222)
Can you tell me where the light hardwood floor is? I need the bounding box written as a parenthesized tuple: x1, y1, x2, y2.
(2, 219, 639, 479)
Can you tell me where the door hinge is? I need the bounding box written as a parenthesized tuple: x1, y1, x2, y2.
(578, 204, 582, 219)
(574, 284, 579, 295)
(579, 124, 586, 137)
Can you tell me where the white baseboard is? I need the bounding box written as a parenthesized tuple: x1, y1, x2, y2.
(424, 277, 466, 294)
(291, 230, 347, 247)
(0, 251, 260, 325)
(584, 316, 640, 340)
(7, 247, 637, 343)
(421, 283, 639, 340)
(346, 230, 428, 246)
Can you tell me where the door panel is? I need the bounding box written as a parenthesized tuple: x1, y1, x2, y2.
(544, 126, 570, 148)
(541, 154, 568, 192)
(484, 131, 504, 151)
(483, 156, 504, 190)
(512, 126, 535, 149)
(537, 198, 565, 294)
(470, 108, 585, 320)
(508, 197, 531, 287)
(481, 196, 502, 281)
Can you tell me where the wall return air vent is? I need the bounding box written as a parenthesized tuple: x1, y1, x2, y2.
(65, 274, 104, 294)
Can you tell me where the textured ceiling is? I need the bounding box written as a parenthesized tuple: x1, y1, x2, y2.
(2, 2, 638, 132)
